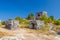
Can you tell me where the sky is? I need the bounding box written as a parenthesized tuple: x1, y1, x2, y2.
(0, 0, 60, 20)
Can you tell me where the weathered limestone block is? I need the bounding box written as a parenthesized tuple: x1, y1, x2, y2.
(5, 20, 19, 30)
(36, 20, 45, 29)
(29, 20, 45, 29)
(13, 20, 20, 28)
(29, 20, 37, 29)
(36, 11, 47, 20)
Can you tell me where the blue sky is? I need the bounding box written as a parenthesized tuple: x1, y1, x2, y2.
(0, 0, 60, 20)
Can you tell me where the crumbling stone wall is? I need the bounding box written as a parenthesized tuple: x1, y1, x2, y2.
(5, 20, 19, 30)
(29, 20, 45, 29)
(36, 11, 47, 20)
(29, 20, 37, 29)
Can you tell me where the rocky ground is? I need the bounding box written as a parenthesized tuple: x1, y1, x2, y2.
(0, 28, 60, 40)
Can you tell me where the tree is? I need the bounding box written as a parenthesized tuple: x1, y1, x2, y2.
(2, 21, 5, 25)
(48, 16, 54, 23)
(49, 16, 54, 20)
(41, 15, 48, 20)
(15, 17, 21, 21)
(15, 16, 22, 23)
(27, 13, 34, 20)
(54, 19, 60, 25)
(8, 19, 12, 21)
(41, 15, 48, 24)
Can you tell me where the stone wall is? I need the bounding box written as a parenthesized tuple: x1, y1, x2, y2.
(36, 11, 47, 20)
(5, 20, 19, 30)
(29, 20, 45, 29)
(36, 20, 45, 29)
(29, 20, 37, 29)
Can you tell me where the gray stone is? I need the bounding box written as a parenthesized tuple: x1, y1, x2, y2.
(29, 20, 45, 29)
(36, 20, 45, 29)
(36, 11, 47, 20)
(29, 20, 37, 29)
(5, 20, 19, 30)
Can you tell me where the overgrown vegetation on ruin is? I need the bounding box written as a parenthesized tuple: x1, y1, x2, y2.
(1, 12, 60, 32)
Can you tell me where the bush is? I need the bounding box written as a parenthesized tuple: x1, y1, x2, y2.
(40, 26, 48, 32)
(54, 20, 60, 25)
(26, 13, 34, 20)
(1, 21, 5, 25)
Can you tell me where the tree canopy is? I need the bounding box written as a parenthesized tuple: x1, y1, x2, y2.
(26, 13, 34, 20)
(15, 16, 21, 21)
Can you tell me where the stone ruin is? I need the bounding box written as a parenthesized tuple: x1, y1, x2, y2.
(36, 11, 47, 20)
(29, 11, 47, 29)
(36, 20, 45, 29)
(5, 11, 47, 30)
(5, 20, 20, 30)
(29, 20, 37, 29)
(29, 20, 45, 29)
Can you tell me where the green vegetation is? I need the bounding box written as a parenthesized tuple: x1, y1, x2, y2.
(15, 17, 21, 21)
(40, 26, 48, 32)
(8, 18, 13, 21)
(15, 16, 29, 24)
(26, 13, 34, 20)
(1, 11, 60, 32)
(54, 19, 60, 25)
(1, 21, 5, 25)
(2, 12, 60, 26)
(40, 15, 48, 24)
(40, 15, 58, 25)
(15, 16, 29, 28)
(48, 16, 54, 23)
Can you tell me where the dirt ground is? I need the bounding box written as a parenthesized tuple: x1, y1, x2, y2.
(0, 28, 60, 40)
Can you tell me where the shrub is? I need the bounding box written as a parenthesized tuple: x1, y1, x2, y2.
(1, 21, 5, 25)
(54, 20, 60, 25)
(40, 26, 48, 32)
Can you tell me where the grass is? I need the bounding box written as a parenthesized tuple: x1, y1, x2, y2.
(20, 23, 29, 28)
